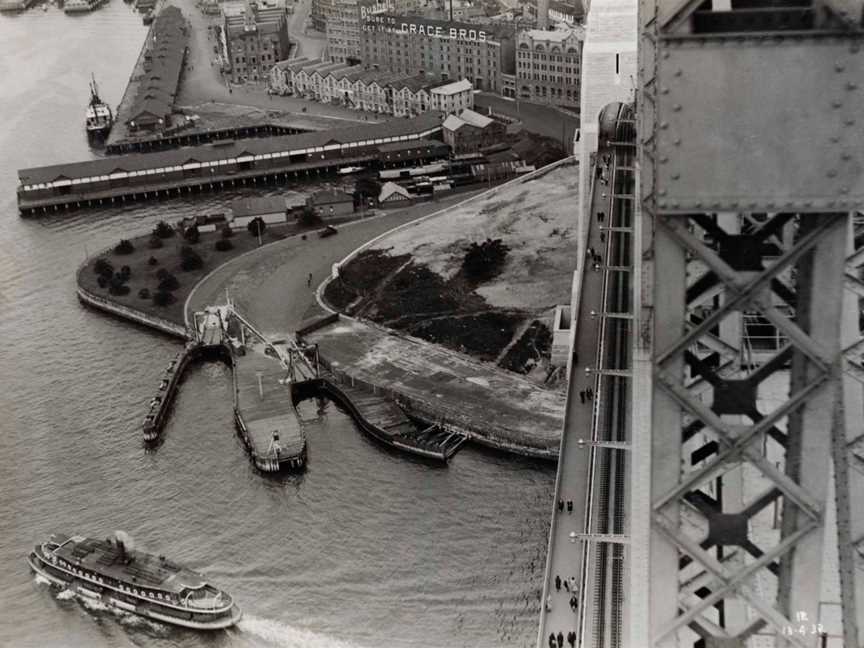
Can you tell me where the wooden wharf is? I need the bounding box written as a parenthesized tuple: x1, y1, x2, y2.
(310, 372, 467, 462)
(17, 113, 447, 215)
(232, 350, 306, 471)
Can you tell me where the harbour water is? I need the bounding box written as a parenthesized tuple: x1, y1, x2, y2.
(0, 4, 554, 648)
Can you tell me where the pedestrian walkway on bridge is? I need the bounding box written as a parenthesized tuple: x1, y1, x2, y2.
(537, 104, 625, 647)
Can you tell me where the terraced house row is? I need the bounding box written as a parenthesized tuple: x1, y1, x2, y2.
(269, 57, 474, 117)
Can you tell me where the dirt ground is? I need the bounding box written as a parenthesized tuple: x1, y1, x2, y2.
(324, 161, 578, 383)
(358, 160, 579, 311)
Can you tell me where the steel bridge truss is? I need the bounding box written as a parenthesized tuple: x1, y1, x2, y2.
(634, 2, 864, 647)
(643, 210, 864, 648)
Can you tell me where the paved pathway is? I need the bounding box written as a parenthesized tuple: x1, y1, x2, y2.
(173, 0, 378, 124)
(537, 149, 614, 646)
(474, 93, 578, 148)
(184, 183, 570, 457)
(304, 318, 565, 454)
(287, 0, 326, 61)
(186, 193, 485, 330)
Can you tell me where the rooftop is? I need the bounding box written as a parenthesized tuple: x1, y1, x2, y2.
(443, 108, 493, 131)
(519, 26, 583, 42)
(19, 112, 444, 186)
(127, 6, 187, 126)
(231, 196, 287, 217)
(310, 189, 354, 204)
(53, 535, 207, 594)
(431, 79, 473, 96)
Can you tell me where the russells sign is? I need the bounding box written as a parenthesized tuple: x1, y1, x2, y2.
(358, 0, 396, 21)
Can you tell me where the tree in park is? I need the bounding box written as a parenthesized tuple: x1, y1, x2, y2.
(247, 217, 266, 238)
(114, 239, 135, 255)
(179, 245, 203, 271)
(462, 238, 510, 281)
(94, 258, 114, 279)
(183, 224, 200, 244)
(153, 221, 175, 239)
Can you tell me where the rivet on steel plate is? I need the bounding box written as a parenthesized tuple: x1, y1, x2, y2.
(671, 173, 680, 180)
(674, 69, 682, 76)
(841, 152, 852, 161)
(835, 63, 845, 72)
(663, 51, 670, 59)
(832, 101, 843, 109)
(847, 82, 858, 91)
(660, 156, 668, 163)
(840, 187, 849, 195)
(660, 122, 669, 129)
(658, 190, 666, 197)
(672, 104, 682, 112)
(827, 170, 838, 178)
(846, 119, 856, 126)
(673, 138, 681, 146)
(831, 136, 841, 143)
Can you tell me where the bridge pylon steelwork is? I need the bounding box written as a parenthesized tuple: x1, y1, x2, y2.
(633, 2, 864, 647)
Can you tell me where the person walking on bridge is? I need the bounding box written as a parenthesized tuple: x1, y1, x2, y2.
(307, 272, 313, 287)
(557, 631, 564, 647)
(549, 633, 556, 648)
(555, 575, 561, 591)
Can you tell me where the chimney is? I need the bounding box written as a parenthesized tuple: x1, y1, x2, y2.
(536, 0, 549, 29)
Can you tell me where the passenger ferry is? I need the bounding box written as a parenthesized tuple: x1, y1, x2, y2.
(85, 75, 113, 138)
(28, 532, 242, 630)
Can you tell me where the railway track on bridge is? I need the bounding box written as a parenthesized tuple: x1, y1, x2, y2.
(582, 105, 636, 648)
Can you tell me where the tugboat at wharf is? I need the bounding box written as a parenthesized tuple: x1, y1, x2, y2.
(85, 74, 113, 139)
(28, 531, 242, 630)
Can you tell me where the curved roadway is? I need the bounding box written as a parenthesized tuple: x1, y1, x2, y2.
(185, 193, 484, 336)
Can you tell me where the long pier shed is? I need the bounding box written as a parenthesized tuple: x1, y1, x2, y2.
(17, 113, 446, 214)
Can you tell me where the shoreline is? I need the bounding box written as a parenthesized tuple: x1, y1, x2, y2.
(76, 185, 564, 461)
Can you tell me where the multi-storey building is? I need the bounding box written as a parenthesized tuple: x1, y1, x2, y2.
(310, 0, 329, 32)
(442, 108, 507, 153)
(325, 0, 424, 65)
(224, 3, 291, 84)
(519, 0, 584, 27)
(514, 27, 582, 110)
(268, 57, 473, 116)
(429, 78, 473, 113)
(359, 14, 515, 93)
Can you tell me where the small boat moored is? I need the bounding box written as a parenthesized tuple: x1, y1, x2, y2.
(85, 74, 113, 138)
(28, 531, 242, 630)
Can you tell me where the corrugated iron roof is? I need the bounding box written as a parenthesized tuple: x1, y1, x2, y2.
(18, 112, 444, 185)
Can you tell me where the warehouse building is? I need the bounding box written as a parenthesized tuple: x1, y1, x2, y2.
(360, 14, 515, 93)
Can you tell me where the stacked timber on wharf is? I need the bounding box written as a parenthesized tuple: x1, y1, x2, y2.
(17, 112, 448, 215)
